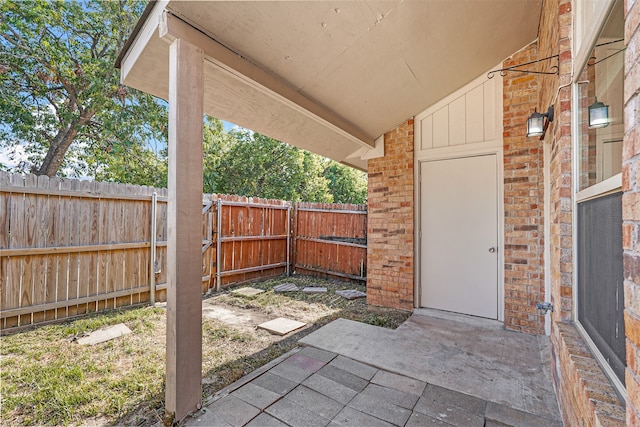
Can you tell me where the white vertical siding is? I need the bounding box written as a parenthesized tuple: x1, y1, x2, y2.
(415, 70, 503, 153)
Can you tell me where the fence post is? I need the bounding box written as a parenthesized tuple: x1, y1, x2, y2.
(207, 198, 214, 292)
(286, 205, 291, 276)
(150, 191, 157, 305)
(216, 198, 222, 292)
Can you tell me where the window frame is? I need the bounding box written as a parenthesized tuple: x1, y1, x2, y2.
(571, 0, 626, 401)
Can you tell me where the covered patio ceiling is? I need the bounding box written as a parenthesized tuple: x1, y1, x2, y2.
(118, 0, 542, 170)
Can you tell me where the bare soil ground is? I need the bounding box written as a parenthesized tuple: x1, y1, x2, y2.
(0, 275, 410, 427)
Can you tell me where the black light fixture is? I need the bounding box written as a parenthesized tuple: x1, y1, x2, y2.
(588, 97, 610, 129)
(526, 106, 554, 138)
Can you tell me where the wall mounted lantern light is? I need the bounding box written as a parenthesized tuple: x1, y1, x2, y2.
(526, 106, 554, 138)
(588, 98, 610, 129)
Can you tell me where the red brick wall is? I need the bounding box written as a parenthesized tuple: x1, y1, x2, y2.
(624, 0, 640, 423)
(366, 119, 414, 310)
(502, 43, 546, 334)
(543, 0, 574, 325)
(528, 0, 628, 425)
(551, 322, 626, 426)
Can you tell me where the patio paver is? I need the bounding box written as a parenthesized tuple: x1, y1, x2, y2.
(184, 309, 563, 427)
(265, 398, 331, 427)
(230, 383, 281, 410)
(257, 317, 306, 335)
(301, 373, 359, 405)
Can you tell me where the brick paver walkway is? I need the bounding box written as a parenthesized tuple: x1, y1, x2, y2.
(185, 346, 562, 427)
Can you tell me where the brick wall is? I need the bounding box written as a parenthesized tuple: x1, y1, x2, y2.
(502, 43, 546, 334)
(543, 0, 574, 325)
(527, 0, 628, 425)
(366, 119, 414, 310)
(624, 0, 640, 424)
(551, 322, 626, 426)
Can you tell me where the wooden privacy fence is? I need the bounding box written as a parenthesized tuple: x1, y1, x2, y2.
(293, 202, 367, 281)
(0, 172, 367, 332)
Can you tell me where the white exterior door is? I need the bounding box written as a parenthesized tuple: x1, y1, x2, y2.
(420, 154, 498, 319)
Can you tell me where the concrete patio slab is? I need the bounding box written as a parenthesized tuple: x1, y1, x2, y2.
(414, 395, 485, 426)
(299, 308, 561, 421)
(424, 383, 487, 416)
(185, 308, 562, 427)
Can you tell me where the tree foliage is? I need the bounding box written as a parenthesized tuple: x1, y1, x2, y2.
(0, 0, 167, 177)
(324, 162, 368, 204)
(201, 119, 367, 203)
(210, 129, 332, 202)
(0, 0, 367, 202)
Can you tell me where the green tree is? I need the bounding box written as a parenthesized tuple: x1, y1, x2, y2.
(323, 161, 368, 204)
(91, 143, 168, 187)
(202, 117, 234, 194)
(0, 0, 167, 177)
(212, 131, 332, 202)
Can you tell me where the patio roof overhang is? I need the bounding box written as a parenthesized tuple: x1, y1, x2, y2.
(116, 1, 543, 421)
(118, 0, 542, 170)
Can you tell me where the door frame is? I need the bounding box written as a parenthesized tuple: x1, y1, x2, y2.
(414, 142, 505, 321)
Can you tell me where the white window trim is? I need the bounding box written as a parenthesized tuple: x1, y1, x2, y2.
(571, 0, 626, 401)
(576, 173, 622, 203)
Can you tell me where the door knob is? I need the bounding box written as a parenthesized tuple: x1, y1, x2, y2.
(488, 247, 496, 253)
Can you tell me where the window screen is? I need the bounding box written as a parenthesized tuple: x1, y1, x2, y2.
(577, 191, 624, 384)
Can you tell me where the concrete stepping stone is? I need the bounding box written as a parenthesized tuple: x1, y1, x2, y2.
(231, 287, 265, 296)
(302, 287, 327, 293)
(335, 289, 367, 300)
(258, 317, 307, 335)
(274, 283, 300, 292)
(77, 323, 132, 345)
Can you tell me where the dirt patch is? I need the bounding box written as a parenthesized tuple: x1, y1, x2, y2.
(202, 301, 273, 332)
(1, 275, 410, 427)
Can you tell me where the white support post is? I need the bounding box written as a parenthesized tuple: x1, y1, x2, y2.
(165, 37, 204, 422)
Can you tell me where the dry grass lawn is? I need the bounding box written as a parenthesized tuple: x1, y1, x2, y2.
(0, 275, 410, 426)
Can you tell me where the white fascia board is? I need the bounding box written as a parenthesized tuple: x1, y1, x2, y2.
(120, 1, 169, 86)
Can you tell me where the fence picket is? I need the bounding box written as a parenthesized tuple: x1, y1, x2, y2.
(1, 173, 366, 332)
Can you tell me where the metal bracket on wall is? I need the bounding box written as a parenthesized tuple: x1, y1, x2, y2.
(487, 54, 559, 79)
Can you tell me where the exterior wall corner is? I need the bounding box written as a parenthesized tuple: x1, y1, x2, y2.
(366, 119, 415, 311)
